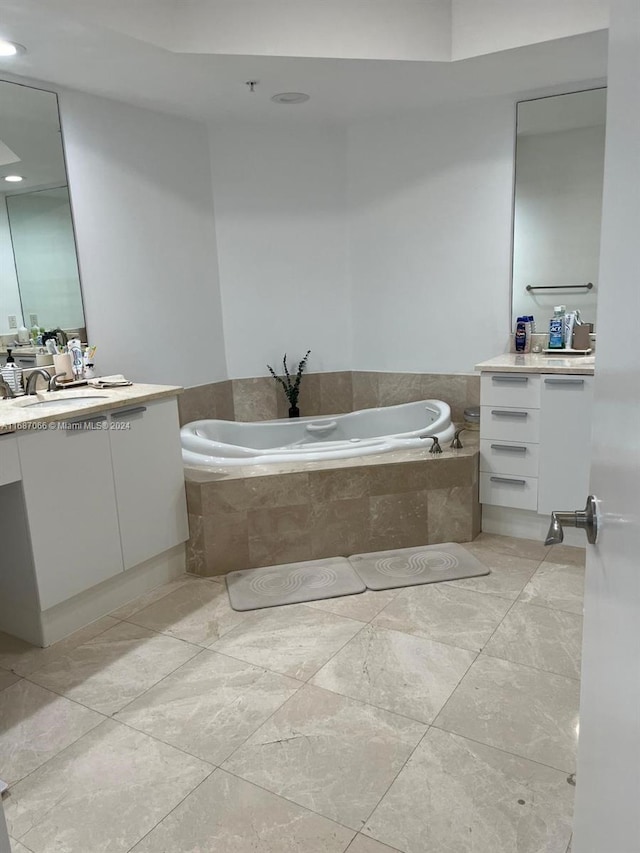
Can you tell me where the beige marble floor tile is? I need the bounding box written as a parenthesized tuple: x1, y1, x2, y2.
(519, 563, 585, 615)
(223, 684, 426, 830)
(126, 578, 249, 645)
(5, 720, 211, 853)
(116, 650, 301, 764)
(130, 768, 354, 853)
(546, 544, 586, 567)
(109, 576, 193, 619)
(304, 589, 398, 622)
(312, 625, 476, 723)
(471, 532, 550, 562)
(10, 840, 33, 853)
(373, 584, 512, 652)
(0, 680, 102, 785)
(210, 605, 365, 680)
(364, 727, 573, 853)
(435, 656, 580, 772)
(0, 668, 20, 691)
(0, 616, 120, 677)
(348, 835, 401, 852)
(445, 548, 540, 600)
(28, 621, 200, 715)
(484, 603, 583, 680)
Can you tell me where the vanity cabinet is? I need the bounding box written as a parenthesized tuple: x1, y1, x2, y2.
(0, 392, 188, 644)
(538, 375, 594, 513)
(109, 399, 188, 570)
(479, 371, 593, 514)
(0, 431, 21, 486)
(18, 414, 124, 609)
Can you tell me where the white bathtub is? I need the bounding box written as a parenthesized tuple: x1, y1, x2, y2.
(181, 399, 455, 467)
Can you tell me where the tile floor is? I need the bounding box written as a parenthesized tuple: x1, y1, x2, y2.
(0, 534, 585, 853)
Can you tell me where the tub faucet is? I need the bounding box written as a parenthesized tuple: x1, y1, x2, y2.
(419, 433, 443, 454)
(450, 428, 466, 449)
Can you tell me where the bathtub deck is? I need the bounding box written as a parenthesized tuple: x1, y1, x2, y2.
(185, 437, 481, 577)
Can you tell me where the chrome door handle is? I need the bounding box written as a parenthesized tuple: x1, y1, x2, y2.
(545, 495, 599, 545)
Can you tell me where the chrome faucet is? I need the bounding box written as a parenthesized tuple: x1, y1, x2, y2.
(0, 378, 15, 399)
(24, 370, 67, 394)
(25, 369, 53, 395)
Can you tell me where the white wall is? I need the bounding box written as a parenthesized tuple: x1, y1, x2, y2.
(59, 88, 228, 386)
(209, 122, 352, 378)
(0, 194, 23, 335)
(347, 97, 515, 374)
(512, 125, 605, 328)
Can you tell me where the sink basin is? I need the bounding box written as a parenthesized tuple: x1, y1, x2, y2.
(19, 395, 109, 410)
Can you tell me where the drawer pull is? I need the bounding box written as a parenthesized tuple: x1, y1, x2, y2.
(491, 375, 529, 383)
(544, 377, 585, 386)
(490, 443, 528, 453)
(490, 476, 527, 486)
(111, 406, 147, 419)
(66, 415, 107, 429)
(490, 409, 528, 418)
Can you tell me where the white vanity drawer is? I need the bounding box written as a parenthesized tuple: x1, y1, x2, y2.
(479, 472, 538, 511)
(0, 432, 21, 485)
(480, 439, 539, 478)
(480, 373, 541, 409)
(480, 406, 540, 444)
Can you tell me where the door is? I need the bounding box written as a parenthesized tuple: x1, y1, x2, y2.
(572, 2, 640, 851)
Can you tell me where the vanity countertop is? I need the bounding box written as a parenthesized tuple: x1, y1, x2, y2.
(0, 383, 182, 432)
(475, 353, 595, 375)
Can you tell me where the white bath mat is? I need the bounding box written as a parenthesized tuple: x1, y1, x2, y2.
(226, 557, 366, 611)
(349, 543, 490, 591)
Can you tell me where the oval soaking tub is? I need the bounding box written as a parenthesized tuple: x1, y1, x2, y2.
(181, 399, 455, 468)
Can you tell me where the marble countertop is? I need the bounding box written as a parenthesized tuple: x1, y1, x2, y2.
(475, 353, 595, 375)
(0, 383, 182, 431)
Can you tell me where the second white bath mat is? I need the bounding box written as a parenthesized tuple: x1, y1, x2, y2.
(349, 543, 490, 591)
(226, 557, 366, 611)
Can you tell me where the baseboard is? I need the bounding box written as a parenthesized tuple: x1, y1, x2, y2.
(481, 505, 586, 547)
(37, 545, 185, 647)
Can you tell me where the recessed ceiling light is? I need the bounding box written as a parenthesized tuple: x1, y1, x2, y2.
(0, 40, 26, 57)
(271, 92, 310, 105)
(4, 175, 24, 182)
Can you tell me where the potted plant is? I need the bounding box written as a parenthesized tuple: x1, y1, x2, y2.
(267, 350, 311, 417)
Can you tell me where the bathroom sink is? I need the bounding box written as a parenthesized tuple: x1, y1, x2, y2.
(19, 395, 109, 410)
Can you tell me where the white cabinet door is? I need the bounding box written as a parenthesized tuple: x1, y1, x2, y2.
(17, 415, 124, 610)
(109, 398, 188, 570)
(537, 375, 594, 514)
(0, 431, 21, 485)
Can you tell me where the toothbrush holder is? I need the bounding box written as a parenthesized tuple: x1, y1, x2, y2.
(52, 353, 74, 382)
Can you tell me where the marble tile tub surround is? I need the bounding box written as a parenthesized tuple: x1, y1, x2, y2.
(1, 535, 582, 853)
(185, 445, 480, 576)
(177, 370, 480, 425)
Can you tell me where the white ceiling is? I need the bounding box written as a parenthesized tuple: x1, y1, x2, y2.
(0, 0, 609, 125)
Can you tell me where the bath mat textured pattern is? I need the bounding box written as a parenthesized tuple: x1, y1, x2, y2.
(349, 543, 490, 591)
(226, 557, 366, 611)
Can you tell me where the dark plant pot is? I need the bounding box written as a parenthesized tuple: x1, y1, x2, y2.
(288, 406, 300, 418)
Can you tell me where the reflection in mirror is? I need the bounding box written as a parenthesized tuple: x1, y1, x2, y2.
(512, 88, 606, 334)
(0, 80, 85, 340)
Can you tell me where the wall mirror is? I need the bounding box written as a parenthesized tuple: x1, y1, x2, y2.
(0, 79, 85, 341)
(511, 87, 607, 333)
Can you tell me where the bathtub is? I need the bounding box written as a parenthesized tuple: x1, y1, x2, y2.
(181, 399, 455, 468)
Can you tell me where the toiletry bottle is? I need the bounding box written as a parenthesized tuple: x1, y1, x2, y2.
(1, 349, 23, 395)
(548, 307, 565, 349)
(17, 323, 29, 344)
(515, 317, 527, 352)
